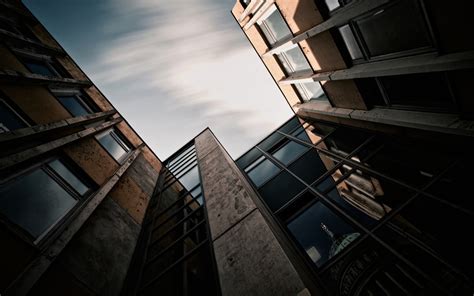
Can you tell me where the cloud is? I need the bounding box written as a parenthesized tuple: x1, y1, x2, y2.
(82, 0, 293, 159)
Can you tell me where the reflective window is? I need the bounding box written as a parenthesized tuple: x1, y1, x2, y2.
(294, 82, 327, 102)
(287, 200, 360, 267)
(0, 99, 27, 132)
(245, 156, 280, 187)
(259, 7, 292, 45)
(288, 149, 329, 185)
(96, 129, 131, 163)
(0, 159, 91, 239)
(272, 140, 309, 166)
(57, 95, 92, 117)
(179, 165, 200, 191)
(276, 46, 312, 74)
(48, 159, 89, 195)
(24, 60, 58, 77)
(259, 170, 305, 211)
(356, 0, 431, 57)
(338, 24, 363, 60)
(324, 0, 340, 11)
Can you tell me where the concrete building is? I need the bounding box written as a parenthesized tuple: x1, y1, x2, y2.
(231, 0, 474, 138)
(1, 0, 474, 295)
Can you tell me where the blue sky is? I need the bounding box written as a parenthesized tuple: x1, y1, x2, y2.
(24, 0, 293, 159)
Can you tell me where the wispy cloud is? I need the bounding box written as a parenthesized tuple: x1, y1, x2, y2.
(73, 0, 293, 158)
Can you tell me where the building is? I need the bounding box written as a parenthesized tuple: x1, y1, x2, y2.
(231, 0, 474, 138)
(0, 1, 163, 295)
(1, 0, 474, 295)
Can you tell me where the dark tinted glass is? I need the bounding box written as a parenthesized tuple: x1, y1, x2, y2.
(179, 165, 200, 191)
(288, 149, 328, 184)
(287, 201, 360, 267)
(259, 170, 305, 211)
(356, 0, 431, 57)
(48, 159, 89, 195)
(318, 126, 370, 157)
(258, 131, 286, 152)
(380, 72, 454, 109)
(338, 24, 363, 60)
(0, 100, 26, 131)
(272, 140, 309, 166)
(391, 195, 474, 281)
(0, 168, 77, 238)
(24, 61, 57, 77)
(236, 147, 262, 170)
(57, 95, 90, 117)
(246, 157, 280, 187)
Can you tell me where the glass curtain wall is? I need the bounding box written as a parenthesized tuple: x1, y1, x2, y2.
(237, 116, 474, 295)
(123, 141, 220, 296)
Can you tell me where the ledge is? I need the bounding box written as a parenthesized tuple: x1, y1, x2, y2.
(0, 68, 92, 88)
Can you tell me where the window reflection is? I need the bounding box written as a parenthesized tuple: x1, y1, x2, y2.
(96, 129, 131, 163)
(259, 7, 292, 45)
(287, 200, 360, 267)
(0, 99, 27, 133)
(245, 156, 280, 187)
(179, 165, 200, 191)
(272, 140, 309, 166)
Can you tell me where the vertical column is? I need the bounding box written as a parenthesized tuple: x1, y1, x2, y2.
(195, 129, 308, 295)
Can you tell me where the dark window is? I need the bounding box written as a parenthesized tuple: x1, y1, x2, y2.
(272, 140, 309, 166)
(245, 156, 280, 187)
(0, 158, 92, 240)
(379, 72, 455, 110)
(0, 99, 28, 132)
(288, 149, 329, 185)
(96, 129, 132, 163)
(259, 170, 305, 211)
(24, 59, 58, 77)
(56, 94, 93, 117)
(287, 199, 361, 268)
(336, 0, 433, 62)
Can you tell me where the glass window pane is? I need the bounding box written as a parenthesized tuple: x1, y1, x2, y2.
(179, 165, 200, 191)
(261, 9, 292, 45)
(338, 24, 363, 60)
(48, 160, 89, 196)
(236, 147, 262, 170)
(318, 126, 370, 157)
(246, 158, 280, 187)
(57, 95, 90, 117)
(356, 0, 431, 57)
(97, 132, 128, 162)
(272, 140, 309, 166)
(277, 46, 312, 74)
(24, 61, 57, 77)
(0, 169, 78, 238)
(324, 0, 340, 11)
(380, 73, 454, 109)
(190, 185, 202, 198)
(168, 145, 195, 168)
(259, 170, 305, 211)
(295, 82, 327, 102)
(288, 149, 329, 185)
(287, 201, 360, 267)
(0, 100, 27, 132)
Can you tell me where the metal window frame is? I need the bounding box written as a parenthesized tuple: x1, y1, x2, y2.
(237, 116, 472, 294)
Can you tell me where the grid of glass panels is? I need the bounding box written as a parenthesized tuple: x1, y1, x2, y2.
(237, 116, 474, 295)
(257, 5, 328, 103)
(125, 141, 219, 296)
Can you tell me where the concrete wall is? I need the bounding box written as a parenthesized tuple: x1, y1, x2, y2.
(195, 130, 307, 296)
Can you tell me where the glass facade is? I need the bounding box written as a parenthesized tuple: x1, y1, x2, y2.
(125, 141, 219, 295)
(237, 116, 474, 295)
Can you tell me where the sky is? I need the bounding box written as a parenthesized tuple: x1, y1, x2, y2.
(24, 0, 294, 160)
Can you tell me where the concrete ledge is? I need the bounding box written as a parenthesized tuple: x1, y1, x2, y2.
(0, 68, 92, 88)
(0, 110, 116, 143)
(0, 29, 65, 56)
(243, 0, 275, 30)
(296, 101, 474, 137)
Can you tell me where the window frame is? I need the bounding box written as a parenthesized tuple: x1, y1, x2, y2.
(15, 49, 70, 78)
(0, 156, 96, 246)
(50, 88, 99, 117)
(334, 0, 437, 66)
(0, 97, 30, 133)
(95, 128, 133, 164)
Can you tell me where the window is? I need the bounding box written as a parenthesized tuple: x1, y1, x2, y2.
(258, 6, 292, 45)
(0, 17, 38, 41)
(0, 158, 93, 240)
(19, 54, 69, 78)
(52, 90, 98, 117)
(96, 129, 132, 163)
(276, 46, 312, 75)
(272, 140, 309, 166)
(336, 0, 433, 63)
(245, 156, 280, 187)
(287, 199, 360, 268)
(0, 98, 28, 133)
(294, 82, 328, 102)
